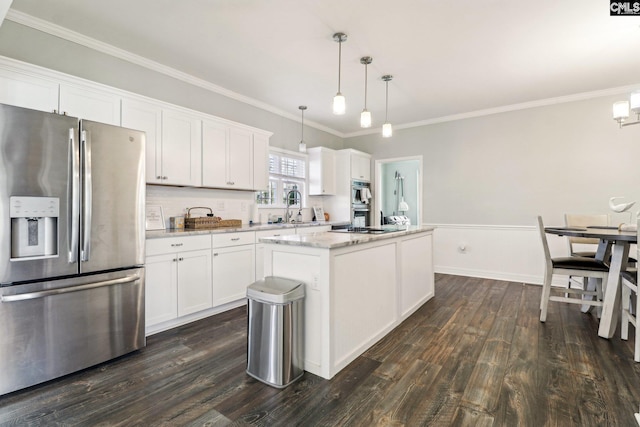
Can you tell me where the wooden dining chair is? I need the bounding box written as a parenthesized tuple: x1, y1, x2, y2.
(564, 213, 609, 257)
(537, 216, 608, 322)
(621, 270, 639, 362)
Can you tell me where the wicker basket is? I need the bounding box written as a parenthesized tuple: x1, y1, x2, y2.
(184, 207, 241, 229)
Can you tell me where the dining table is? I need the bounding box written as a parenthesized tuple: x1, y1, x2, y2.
(544, 226, 637, 339)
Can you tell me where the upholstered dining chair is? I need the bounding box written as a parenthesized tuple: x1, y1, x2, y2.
(621, 270, 639, 362)
(537, 216, 609, 322)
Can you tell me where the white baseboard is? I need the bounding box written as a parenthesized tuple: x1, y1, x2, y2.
(435, 265, 542, 285)
(145, 299, 247, 336)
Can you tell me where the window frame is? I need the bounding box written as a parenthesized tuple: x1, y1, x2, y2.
(256, 147, 308, 209)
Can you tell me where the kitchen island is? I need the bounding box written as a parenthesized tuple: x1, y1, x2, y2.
(261, 225, 434, 379)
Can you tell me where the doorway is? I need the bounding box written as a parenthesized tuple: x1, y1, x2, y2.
(374, 156, 422, 226)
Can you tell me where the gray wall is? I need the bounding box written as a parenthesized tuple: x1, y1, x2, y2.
(0, 20, 343, 152)
(348, 95, 640, 226)
(3, 20, 639, 228)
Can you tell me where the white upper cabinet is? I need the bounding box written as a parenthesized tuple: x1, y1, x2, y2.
(252, 132, 270, 191)
(122, 98, 202, 186)
(161, 108, 202, 187)
(308, 146, 336, 195)
(0, 57, 272, 190)
(121, 98, 162, 184)
(202, 119, 271, 191)
(59, 84, 121, 125)
(0, 68, 58, 113)
(350, 152, 371, 182)
(201, 119, 228, 188)
(227, 126, 253, 189)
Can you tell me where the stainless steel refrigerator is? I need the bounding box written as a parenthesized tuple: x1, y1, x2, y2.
(0, 103, 146, 395)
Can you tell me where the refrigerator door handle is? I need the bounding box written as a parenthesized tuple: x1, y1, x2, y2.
(81, 128, 92, 262)
(68, 128, 79, 264)
(0, 274, 140, 302)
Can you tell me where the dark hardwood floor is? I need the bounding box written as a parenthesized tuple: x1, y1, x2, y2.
(1, 274, 639, 426)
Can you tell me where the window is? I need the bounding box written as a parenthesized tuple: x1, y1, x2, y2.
(256, 149, 307, 208)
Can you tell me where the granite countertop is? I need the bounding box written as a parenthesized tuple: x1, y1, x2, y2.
(146, 221, 348, 239)
(259, 225, 435, 249)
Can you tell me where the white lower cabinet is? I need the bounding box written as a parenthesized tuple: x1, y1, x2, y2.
(177, 249, 213, 316)
(145, 235, 212, 327)
(145, 252, 178, 326)
(398, 233, 434, 317)
(212, 232, 256, 306)
(255, 228, 296, 281)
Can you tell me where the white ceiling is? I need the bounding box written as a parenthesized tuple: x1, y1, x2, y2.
(7, 0, 640, 136)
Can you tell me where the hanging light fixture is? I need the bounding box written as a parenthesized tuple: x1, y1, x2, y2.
(298, 105, 307, 153)
(332, 32, 347, 115)
(613, 90, 640, 127)
(382, 75, 393, 138)
(360, 56, 372, 128)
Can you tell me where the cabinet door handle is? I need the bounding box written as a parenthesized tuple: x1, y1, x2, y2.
(213, 253, 219, 256)
(231, 237, 240, 241)
(273, 234, 280, 237)
(178, 257, 184, 261)
(173, 258, 177, 262)
(156, 175, 162, 179)
(170, 243, 183, 247)
(162, 176, 168, 180)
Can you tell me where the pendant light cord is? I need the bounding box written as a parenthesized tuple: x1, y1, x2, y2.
(364, 63, 368, 109)
(385, 79, 389, 122)
(337, 40, 342, 93)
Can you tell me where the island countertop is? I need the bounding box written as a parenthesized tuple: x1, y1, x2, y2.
(261, 223, 434, 379)
(259, 225, 435, 249)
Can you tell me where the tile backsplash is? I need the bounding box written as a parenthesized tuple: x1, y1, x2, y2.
(146, 185, 323, 229)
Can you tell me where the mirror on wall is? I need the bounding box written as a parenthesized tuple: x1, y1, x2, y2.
(374, 157, 422, 226)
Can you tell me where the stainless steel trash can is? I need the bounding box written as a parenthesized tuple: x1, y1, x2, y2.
(246, 276, 305, 388)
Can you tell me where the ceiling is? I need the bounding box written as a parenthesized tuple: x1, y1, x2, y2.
(7, 0, 640, 137)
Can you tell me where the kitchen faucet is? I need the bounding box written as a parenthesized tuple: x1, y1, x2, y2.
(285, 188, 302, 222)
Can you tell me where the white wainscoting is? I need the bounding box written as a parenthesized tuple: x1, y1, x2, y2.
(429, 223, 575, 286)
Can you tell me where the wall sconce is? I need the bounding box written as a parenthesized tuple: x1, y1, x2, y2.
(360, 56, 372, 128)
(298, 105, 307, 153)
(382, 75, 393, 138)
(613, 91, 640, 127)
(332, 32, 347, 115)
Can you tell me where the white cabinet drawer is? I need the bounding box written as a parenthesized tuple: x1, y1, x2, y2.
(212, 231, 255, 248)
(255, 228, 296, 240)
(146, 235, 211, 256)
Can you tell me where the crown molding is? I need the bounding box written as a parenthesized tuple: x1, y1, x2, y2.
(344, 84, 640, 138)
(6, 9, 637, 140)
(4, 8, 344, 138)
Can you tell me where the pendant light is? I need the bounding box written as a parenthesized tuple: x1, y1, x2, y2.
(360, 56, 372, 128)
(332, 32, 347, 115)
(382, 75, 393, 138)
(298, 105, 307, 153)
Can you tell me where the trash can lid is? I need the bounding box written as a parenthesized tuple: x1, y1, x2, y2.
(247, 276, 305, 304)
